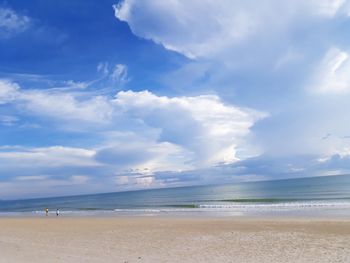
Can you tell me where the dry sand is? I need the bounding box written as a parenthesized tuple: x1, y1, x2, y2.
(0, 217, 349, 263)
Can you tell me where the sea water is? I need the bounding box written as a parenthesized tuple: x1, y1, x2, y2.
(1, 174, 350, 217)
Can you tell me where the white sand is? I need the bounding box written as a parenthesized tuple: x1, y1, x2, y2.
(0, 217, 349, 263)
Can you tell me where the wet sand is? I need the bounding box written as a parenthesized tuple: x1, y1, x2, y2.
(0, 217, 349, 263)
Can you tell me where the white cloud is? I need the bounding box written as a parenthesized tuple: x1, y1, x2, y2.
(0, 79, 19, 104)
(97, 62, 109, 75)
(114, 174, 155, 187)
(134, 176, 154, 186)
(63, 80, 89, 89)
(0, 174, 93, 199)
(16, 175, 47, 181)
(97, 62, 130, 85)
(310, 48, 350, 94)
(110, 64, 129, 84)
(0, 146, 102, 198)
(95, 138, 190, 173)
(312, 0, 347, 17)
(114, 0, 350, 59)
(0, 115, 18, 126)
(0, 7, 31, 38)
(15, 174, 89, 184)
(111, 0, 350, 165)
(114, 0, 258, 58)
(0, 146, 98, 168)
(0, 79, 265, 175)
(0, 79, 114, 125)
(113, 90, 266, 167)
(21, 90, 114, 124)
(219, 152, 350, 179)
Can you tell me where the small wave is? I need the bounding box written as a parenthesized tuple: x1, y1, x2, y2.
(3, 200, 350, 216)
(198, 201, 350, 209)
(219, 198, 300, 203)
(165, 204, 199, 208)
(114, 209, 163, 213)
(218, 197, 350, 203)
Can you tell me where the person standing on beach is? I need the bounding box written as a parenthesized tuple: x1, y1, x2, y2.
(45, 207, 49, 216)
(56, 209, 59, 217)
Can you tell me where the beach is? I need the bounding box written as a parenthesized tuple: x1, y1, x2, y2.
(0, 217, 349, 263)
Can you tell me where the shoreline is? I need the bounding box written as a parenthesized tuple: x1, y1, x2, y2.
(0, 217, 349, 262)
(1, 209, 350, 220)
(1, 215, 350, 223)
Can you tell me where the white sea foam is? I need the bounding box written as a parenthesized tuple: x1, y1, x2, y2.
(198, 201, 350, 210)
(110, 200, 350, 216)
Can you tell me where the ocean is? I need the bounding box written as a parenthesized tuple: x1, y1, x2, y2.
(1, 174, 350, 217)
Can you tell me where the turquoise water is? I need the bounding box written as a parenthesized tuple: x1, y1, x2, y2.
(1, 175, 350, 217)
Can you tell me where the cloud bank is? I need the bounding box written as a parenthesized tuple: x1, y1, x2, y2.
(0, 78, 265, 198)
(2, 1, 350, 198)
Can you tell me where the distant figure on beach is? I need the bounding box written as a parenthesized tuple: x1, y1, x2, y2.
(56, 209, 59, 217)
(45, 207, 49, 216)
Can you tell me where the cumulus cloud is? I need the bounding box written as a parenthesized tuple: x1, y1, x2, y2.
(114, 0, 350, 59)
(113, 90, 266, 167)
(95, 140, 187, 173)
(102, 90, 265, 172)
(0, 78, 266, 197)
(110, 0, 350, 164)
(0, 79, 265, 170)
(0, 7, 31, 38)
(114, 0, 258, 58)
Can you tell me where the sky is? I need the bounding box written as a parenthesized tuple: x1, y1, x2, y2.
(1, 0, 350, 199)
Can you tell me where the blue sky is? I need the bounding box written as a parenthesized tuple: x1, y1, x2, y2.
(1, 0, 350, 199)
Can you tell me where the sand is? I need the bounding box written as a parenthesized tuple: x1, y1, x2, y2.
(0, 217, 349, 263)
